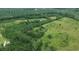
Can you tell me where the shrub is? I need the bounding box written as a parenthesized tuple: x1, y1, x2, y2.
(47, 34, 53, 39)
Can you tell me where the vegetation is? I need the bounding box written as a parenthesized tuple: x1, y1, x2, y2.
(0, 8, 79, 51)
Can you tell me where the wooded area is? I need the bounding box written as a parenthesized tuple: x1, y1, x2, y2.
(0, 8, 79, 51)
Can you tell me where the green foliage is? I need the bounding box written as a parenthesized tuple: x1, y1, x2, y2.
(0, 8, 79, 21)
(47, 34, 53, 39)
(0, 17, 79, 51)
(0, 9, 79, 51)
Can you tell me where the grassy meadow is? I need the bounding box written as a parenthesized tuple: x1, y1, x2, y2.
(0, 16, 79, 51)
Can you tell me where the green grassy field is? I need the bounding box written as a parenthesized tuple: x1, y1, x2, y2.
(41, 17, 79, 50)
(0, 17, 79, 51)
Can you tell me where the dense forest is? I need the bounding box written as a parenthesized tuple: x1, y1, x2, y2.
(0, 8, 79, 51)
(0, 8, 79, 20)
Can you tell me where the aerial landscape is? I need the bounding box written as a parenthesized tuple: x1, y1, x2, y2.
(0, 8, 79, 51)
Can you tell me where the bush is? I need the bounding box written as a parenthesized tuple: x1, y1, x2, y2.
(47, 34, 53, 39)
